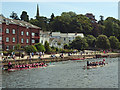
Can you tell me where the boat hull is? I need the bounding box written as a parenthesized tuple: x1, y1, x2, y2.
(7, 65, 48, 72)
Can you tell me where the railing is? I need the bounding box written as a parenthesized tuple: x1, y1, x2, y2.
(32, 36, 40, 39)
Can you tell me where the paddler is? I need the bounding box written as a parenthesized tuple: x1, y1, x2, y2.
(8, 62, 12, 69)
(87, 61, 89, 66)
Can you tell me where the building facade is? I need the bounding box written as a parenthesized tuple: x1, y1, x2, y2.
(49, 32, 84, 48)
(39, 31, 50, 45)
(0, 15, 41, 51)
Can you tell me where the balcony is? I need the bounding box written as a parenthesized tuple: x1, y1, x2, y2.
(32, 36, 40, 39)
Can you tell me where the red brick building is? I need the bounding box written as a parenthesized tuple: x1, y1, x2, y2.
(0, 15, 41, 51)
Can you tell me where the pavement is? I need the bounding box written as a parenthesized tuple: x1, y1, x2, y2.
(0, 52, 118, 61)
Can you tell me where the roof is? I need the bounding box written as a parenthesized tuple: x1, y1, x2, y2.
(0, 15, 41, 29)
(51, 32, 84, 38)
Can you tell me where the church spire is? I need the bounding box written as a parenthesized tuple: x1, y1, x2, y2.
(36, 4, 39, 18)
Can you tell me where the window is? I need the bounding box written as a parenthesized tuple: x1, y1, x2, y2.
(6, 46, 9, 50)
(12, 29, 15, 34)
(32, 39, 35, 43)
(13, 46, 15, 50)
(41, 40, 43, 44)
(26, 39, 29, 43)
(6, 37, 9, 42)
(0, 37, 2, 41)
(32, 33, 35, 36)
(6, 28, 9, 33)
(64, 38, 66, 41)
(26, 32, 29, 36)
(21, 38, 24, 43)
(12, 37, 15, 42)
(21, 31, 24, 35)
(0, 28, 2, 33)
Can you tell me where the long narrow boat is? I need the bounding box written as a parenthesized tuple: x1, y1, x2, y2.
(6, 65, 48, 72)
(84, 64, 108, 69)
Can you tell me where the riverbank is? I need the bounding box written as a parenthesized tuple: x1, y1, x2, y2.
(1, 52, 120, 68)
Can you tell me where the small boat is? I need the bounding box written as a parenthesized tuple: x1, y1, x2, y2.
(72, 58, 85, 60)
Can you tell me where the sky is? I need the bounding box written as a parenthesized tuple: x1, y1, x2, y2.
(0, 1, 119, 21)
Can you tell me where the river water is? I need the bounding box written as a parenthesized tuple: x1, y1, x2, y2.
(2, 57, 119, 88)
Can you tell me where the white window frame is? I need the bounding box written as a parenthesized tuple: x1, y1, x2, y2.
(6, 37, 9, 42)
(13, 46, 15, 50)
(6, 46, 9, 50)
(32, 33, 35, 36)
(12, 29, 15, 34)
(21, 38, 24, 43)
(0, 28, 2, 33)
(26, 32, 29, 36)
(26, 39, 29, 43)
(6, 28, 9, 33)
(21, 31, 24, 35)
(32, 39, 35, 43)
(12, 37, 15, 42)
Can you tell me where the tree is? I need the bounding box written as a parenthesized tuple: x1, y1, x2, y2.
(70, 36, 88, 51)
(20, 11, 29, 22)
(109, 36, 120, 49)
(44, 41, 51, 53)
(34, 43, 45, 52)
(24, 45, 37, 54)
(57, 42, 61, 48)
(98, 15, 104, 25)
(50, 13, 55, 22)
(50, 12, 93, 35)
(15, 44, 21, 58)
(29, 16, 49, 31)
(85, 35, 96, 48)
(10, 11, 19, 20)
(64, 44, 70, 49)
(96, 35, 110, 50)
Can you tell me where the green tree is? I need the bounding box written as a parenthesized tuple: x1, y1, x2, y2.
(20, 11, 29, 22)
(96, 35, 110, 50)
(50, 12, 93, 35)
(50, 13, 55, 22)
(10, 11, 19, 20)
(85, 35, 96, 48)
(70, 36, 88, 50)
(15, 44, 21, 58)
(64, 44, 70, 49)
(34, 43, 45, 52)
(29, 16, 49, 31)
(44, 41, 51, 53)
(109, 36, 119, 49)
(24, 45, 37, 54)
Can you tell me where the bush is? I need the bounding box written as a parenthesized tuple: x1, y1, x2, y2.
(24, 45, 37, 54)
(44, 41, 51, 53)
(34, 43, 45, 52)
(3, 51, 8, 56)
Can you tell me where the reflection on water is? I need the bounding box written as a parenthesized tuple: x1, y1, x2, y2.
(2, 58, 119, 88)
